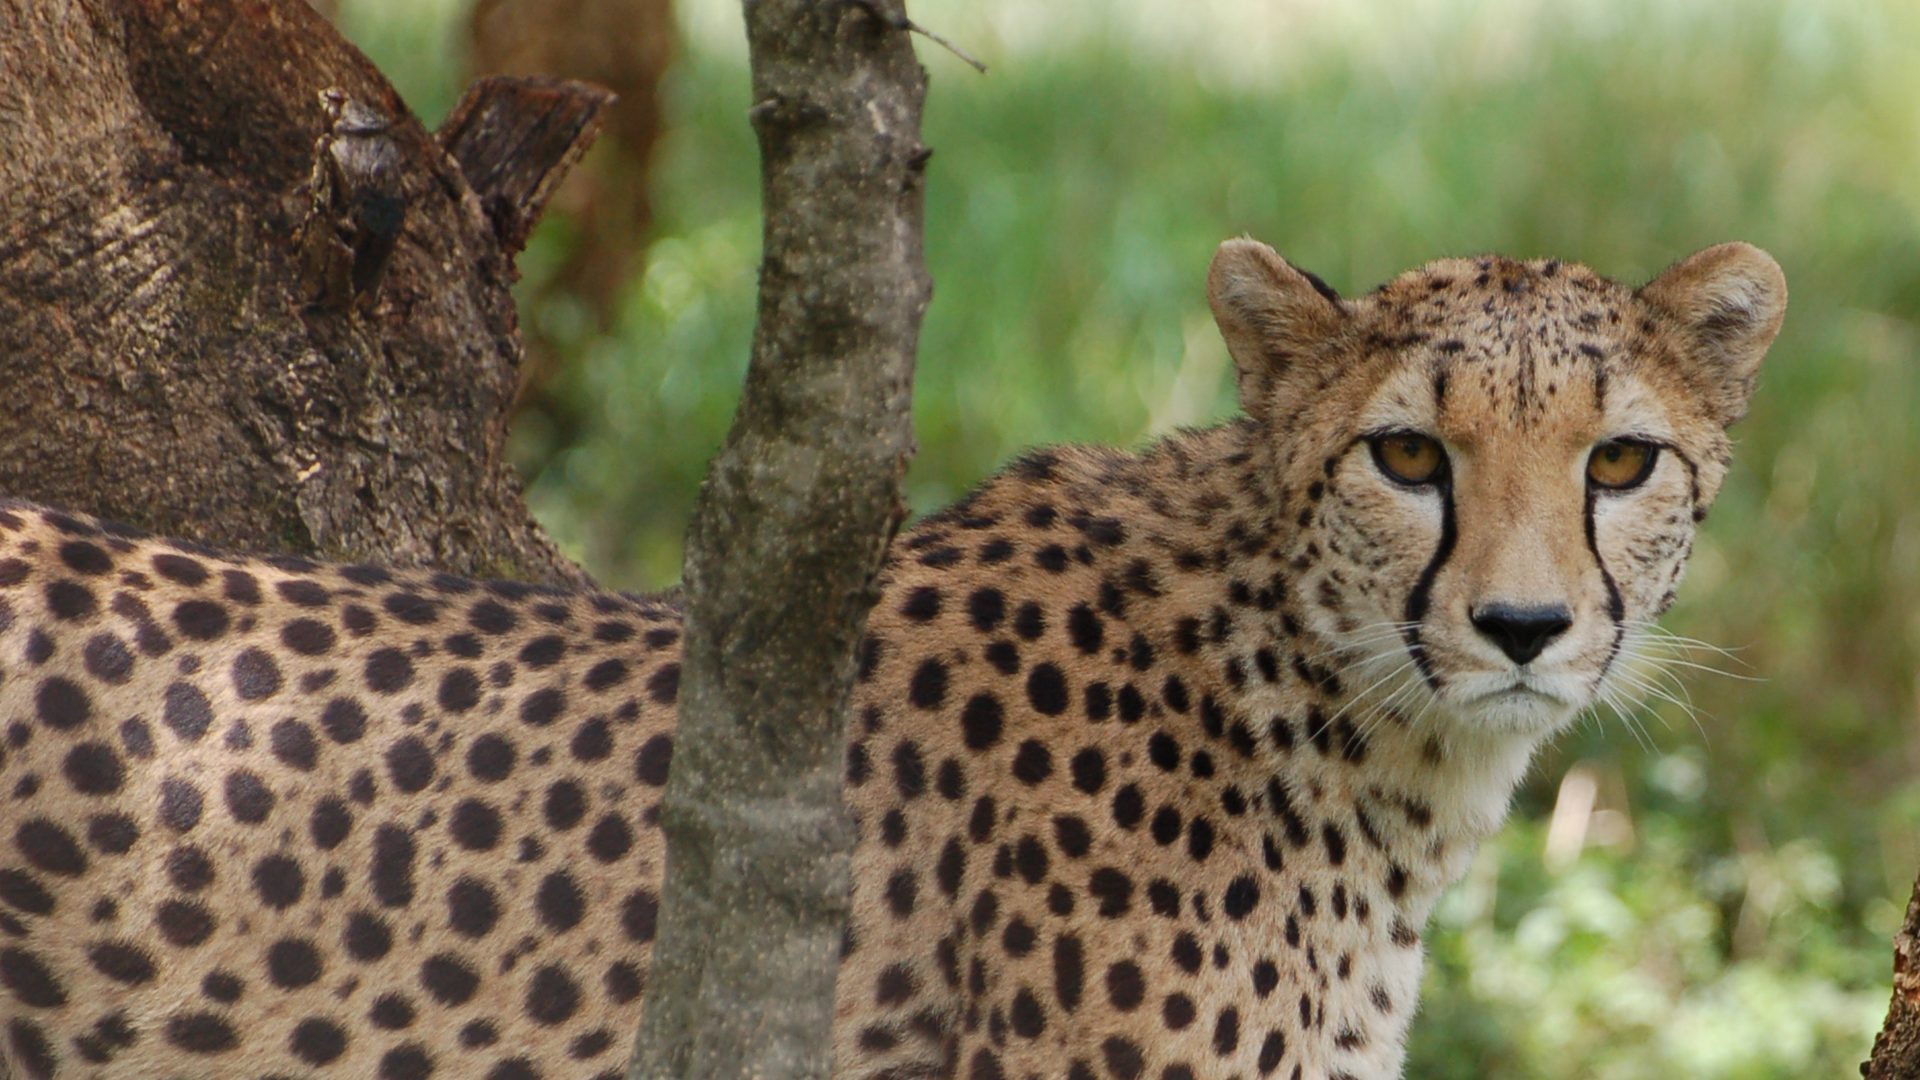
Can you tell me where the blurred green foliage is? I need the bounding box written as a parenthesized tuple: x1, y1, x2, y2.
(339, 0, 1918, 1074)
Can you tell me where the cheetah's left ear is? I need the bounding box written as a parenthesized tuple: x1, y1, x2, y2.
(1208, 238, 1348, 416)
(1636, 242, 1787, 427)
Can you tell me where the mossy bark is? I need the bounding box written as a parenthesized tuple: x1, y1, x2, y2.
(626, 1, 930, 1076)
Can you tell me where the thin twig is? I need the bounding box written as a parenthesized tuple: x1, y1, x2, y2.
(845, 0, 988, 73)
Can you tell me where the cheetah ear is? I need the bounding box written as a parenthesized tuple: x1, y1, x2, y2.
(1636, 242, 1787, 427)
(1208, 238, 1347, 415)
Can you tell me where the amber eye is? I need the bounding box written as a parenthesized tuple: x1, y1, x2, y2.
(1369, 433, 1447, 486)
(1587, 440, 1659, 490)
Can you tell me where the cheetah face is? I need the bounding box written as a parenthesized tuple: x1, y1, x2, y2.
(1210, 239, 1785, 738)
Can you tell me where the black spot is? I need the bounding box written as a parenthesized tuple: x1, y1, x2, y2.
(379, 1044, 435, 1080)
(165, 1012, 237, 1054)
(1224, 876, 1260, 920)
(62, 742, 124, 795)
(281, 618, 336, 656)
(439, 668, 482, 712)
(1257, 1030, 1286, 1074)
(571, 717, 613, 762)
(1102, 1036, 1145, 1080)
(364, 648, 414, 693)
(909, 658, 948, 709)
(621, 889, 659, 942)
(334, 912, 391, 963)
(224, 770, 273, 824)
(36, 676, 92, 731)
(386, 735, 436, 794)
(1066, 604, 1103, 653)
(152, 553, 209, 585)
(967, 588, 1005, 632)
(961, 694, 1004, 750)
(892, 740, 926, 799)
(420, 953, 480, 1005)
(1106, 960, 1145, 1012)
(85, 942, 155, 986)
(0, 871, 53, 916)
(82, 633, 134, 684)
(901, 586, 942, 622)
(1011, 740, 1052, 784)
(159, 778, 204, 832)
(1148, 731, 1180, 771)
(252, 854, 305, 909)
(154, 899, 216, 946)
(583, 658, 629, 692)
(290, 1018, 348, 1065)
(221, 569, 263, 604)
(1087, 867, 1132, 917)
(1025, 663, 1068, 715)
(119, 717, 154, 759)
(446, 878, 500, 939)
(310, 798, 353, 850)
(269, 721, 318, 771)
(885, 869, 917, 917)
(371, 992, 417, 1030)
(15, 820, 85, 877)
(469, 599, 518, 634)
(646, 662, 680, 704)
(172, 599, 228, 639)
(468, 734, 516, 781)
(634, 734, 674, 786)
(520, 687, 565, 728)
(200, 970, 242, 1004)
(1111, 785, 1144, 830)
(321, 698, 367, 744)
(536, 870, 586, 932)
(369, 825, 416, 907)
(266, 938, 323, 988)
(1012, 601, 1045, 640)
(46, 580, 98, 620)
(525, 965, 581, 1025)
(166, 845, 215, 891)
(586, 814, 633, 862)
(450, 799, 502, 851)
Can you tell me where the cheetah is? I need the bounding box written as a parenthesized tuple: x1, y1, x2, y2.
(0, 238, 1785, 1079)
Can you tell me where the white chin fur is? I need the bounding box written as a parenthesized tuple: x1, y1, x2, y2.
(1438, 670, 1586, 735)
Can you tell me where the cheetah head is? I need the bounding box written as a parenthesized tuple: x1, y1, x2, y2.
(1209, 238, 1785, 738)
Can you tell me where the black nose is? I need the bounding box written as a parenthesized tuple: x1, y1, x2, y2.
(1469, 603, 1573, 665)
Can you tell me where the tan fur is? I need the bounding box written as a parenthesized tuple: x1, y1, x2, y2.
(0, 239, 1781, 1079)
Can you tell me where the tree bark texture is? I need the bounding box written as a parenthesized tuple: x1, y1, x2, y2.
(1864, 871, 1920, 1078)
(0, 0, 602, 586)
(627, 1, 930, 1076)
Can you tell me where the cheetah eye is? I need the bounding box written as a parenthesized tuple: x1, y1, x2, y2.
(1368, 432, 1447, 487)
(1586, 439, 1659, 491)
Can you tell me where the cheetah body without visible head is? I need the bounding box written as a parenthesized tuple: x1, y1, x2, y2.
(0, 239, 1785, 1079)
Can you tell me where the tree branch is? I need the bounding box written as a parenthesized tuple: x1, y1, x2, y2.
(625, 0, 930, 1074)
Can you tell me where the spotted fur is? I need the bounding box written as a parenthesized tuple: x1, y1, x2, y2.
(0, 239, 1784, 1079)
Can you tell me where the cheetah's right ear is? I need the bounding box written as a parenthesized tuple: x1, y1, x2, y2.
(1208, 238, 1348, 415)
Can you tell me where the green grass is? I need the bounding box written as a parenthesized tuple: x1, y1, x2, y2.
(341, 1, 1919, 1074)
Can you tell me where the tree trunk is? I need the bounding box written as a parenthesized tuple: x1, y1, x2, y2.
(625, 0, 930, 1076)
(1864, 871, 1920, 1078)
(0, 0, 604, 586)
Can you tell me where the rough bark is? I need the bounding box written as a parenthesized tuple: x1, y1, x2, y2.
(626, 0, 930, 1076)
(1864, 871, 1920, 1078)
(0, 0, 602, 586)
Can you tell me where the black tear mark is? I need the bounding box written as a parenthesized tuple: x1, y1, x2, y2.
(1401, 474, 1456, 691)
(1583, 487, 1626, 683)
